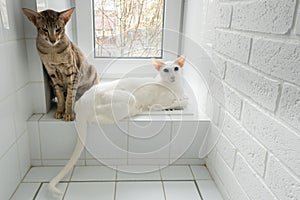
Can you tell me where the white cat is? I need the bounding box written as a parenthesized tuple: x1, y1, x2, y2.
(48, 55, 187, 194)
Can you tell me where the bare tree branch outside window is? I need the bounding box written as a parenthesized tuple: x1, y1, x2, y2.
(93, 0, 164, 58)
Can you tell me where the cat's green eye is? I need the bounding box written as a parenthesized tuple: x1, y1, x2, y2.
(163, 68, 169, 73)
(56, 27, 62, 33)
(42, 27, 48, 32)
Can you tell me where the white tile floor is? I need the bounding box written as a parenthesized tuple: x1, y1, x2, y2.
(11, 165, 223, 200)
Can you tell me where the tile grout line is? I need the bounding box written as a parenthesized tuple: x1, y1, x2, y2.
(37, 116, 44, 166)
(194, 180, 205, 200)
(61, 182, 70, 200)
(114, 181, 117, 200)
(32, 183, 43, 200)
(159, 168, 167, 200)
(188, 165, 196, 180)
(189, 165, 205, 200)
(114, 167, 118, 200)
(61, 165, 76, 199)
(161, 181, 167, 200)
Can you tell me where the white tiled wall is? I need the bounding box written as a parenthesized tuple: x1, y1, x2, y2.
(193, 0, 300, 199)
(0, 0, 33, 199)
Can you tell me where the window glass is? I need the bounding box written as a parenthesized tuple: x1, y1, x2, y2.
(93, 0, 164, 58)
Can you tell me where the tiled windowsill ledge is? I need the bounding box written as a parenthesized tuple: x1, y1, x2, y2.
(27, 107, 210, 167)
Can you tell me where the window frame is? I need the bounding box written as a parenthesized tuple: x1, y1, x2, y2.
(75, 0, 183, 78)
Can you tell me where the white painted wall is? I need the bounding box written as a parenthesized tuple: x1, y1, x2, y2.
(196, 0, 300, 199)
(0, 1, 32, 199)
(181, 0, 219, 116)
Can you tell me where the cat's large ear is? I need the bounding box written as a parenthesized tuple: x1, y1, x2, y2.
(22, 8, 42, 26)
(152, 58, 164, 71)
(175, 55, 185, 68)
(59, 7, 75, 24)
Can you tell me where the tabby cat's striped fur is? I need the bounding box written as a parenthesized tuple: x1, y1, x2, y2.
(22, 7, 98, 121)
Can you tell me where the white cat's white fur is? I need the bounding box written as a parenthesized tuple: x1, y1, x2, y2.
(48, 55, 187, 195)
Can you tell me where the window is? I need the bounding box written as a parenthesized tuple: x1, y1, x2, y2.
(75, 0, 183, 76)
(93, 0, 164, 58)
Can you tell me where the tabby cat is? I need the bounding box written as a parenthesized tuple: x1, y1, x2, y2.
(22, 7, 98, 121)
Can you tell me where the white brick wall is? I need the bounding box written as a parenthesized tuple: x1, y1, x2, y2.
(216, 135, 236, 168)
(242, 102, 300, 176)
(202, 0, 300, 199)
(234, 154, 278, 200)
(222, 113, 267, 177)
(225, 61, 280, 111)
(231, 0, 296, 34)
(250, 39, 300, 85)
(278, 83, 300, 131)
(209, 73, 243, 119)
(216, 4, 232, 28)
(214, 153, 250, 200)
(265, 155, 300, 200)
(214, 30, 251, 63)
(212, 53, 226, 79)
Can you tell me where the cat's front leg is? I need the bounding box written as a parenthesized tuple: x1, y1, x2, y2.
(64, 86, 75, 121)
(64, 71, 77, 121)
(53, 85, 65, 119)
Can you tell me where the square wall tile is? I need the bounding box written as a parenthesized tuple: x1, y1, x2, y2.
(0, 145, 21, 200)
(64, 182, 115, 200)
(128, 121, 171, 159)
(0, 95, 17, 158)
(25, 39, 44, 82)
(17, 131, 31, 178)
(10, 183, 40, 200)
(39, 121, 84, 160)
(15, 85, 32, 137)
(3, 0, 24, 41)
(85, 122, 128, 160)
(161, 166, 194, 180)
(0, 20, 4, 43)
(23, 167, 72, 182)
(164, 181, 201, 200)
(116, 182, 164, 200)
(30, 82, 47, 113)
(71, 166, 116, 181)
(0, 43, 16, 100)
(27, 114, 43, 161)
(12, 40, 30, 90)
(170, 121, 209, 161)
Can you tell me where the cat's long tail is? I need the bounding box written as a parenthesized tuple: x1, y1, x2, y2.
(48, 85, 136, 195)
(48, 85, 97, 195)
(48, 117, 87, 195)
